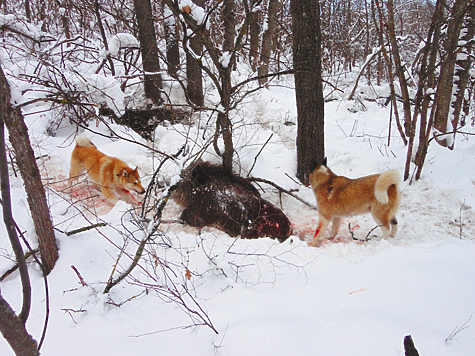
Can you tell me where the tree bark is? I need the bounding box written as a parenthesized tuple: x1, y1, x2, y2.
(0, 294, 39, 356)
(134, 0, 163, 104)
(258, 0, 279, 85)
(448, 2, 475, 148)
(406, 0, 444, 180)
(185, 0, 205, 107)
(249, 2, 260, 71)
(0, 73, 32, 325)
(433, 0, 470, 146)
(163, 2, 180, 78)
(0, 66, 58, 275)
(95, 0, 115, 76)
(223, 0, 235, 52)
(387, 0, 412, 136)
(291, 0, 325, 184)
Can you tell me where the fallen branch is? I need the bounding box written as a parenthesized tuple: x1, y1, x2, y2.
(65, 223, 107, 236)
(0, 248, 39, 282)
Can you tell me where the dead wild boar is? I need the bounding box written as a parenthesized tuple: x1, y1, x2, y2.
(172, 161, 291, 242)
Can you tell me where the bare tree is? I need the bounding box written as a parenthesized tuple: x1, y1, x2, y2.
(405, 0, 475, 180)
(387, 0, 412, 135)
(185, 0, 205, 107)
(0, 65, 58, 275)
(134, 0, 163, 104)
(449, 4, 475, 148)
(223, 0, 235, 52)
(0, 295, 39, 356)
(258, 0, 279, 85)
(163, 2, 180, 78)
(163, 0, 254, 172)
(433, 0, 473, 146)
(248, 0, 261, 71)
(291, 0, 325, 183)
(0, 65, 39, 356)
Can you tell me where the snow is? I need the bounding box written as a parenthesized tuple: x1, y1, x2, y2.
(179, 0, 207, 26)
(219, 52, 231, 68)
(108, 33, 139, 57)
(1, 48, 475, 356)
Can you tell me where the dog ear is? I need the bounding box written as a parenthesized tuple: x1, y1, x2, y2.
(122, 169, 128, 177)
(321, 157, 327, 167)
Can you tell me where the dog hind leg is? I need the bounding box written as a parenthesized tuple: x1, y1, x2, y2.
(389, 217, 398, 238)
(371, 211, 392, 239)
(68, 157, 84, 187)
(330, 217, 341, 238)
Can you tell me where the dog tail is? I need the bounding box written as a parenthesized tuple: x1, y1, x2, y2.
(75, 135, 95, 147)
(374, 169, 401, 204)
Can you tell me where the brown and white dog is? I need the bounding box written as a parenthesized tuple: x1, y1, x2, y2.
(68, 135, 145, 205)
(307, 158, 401, 247)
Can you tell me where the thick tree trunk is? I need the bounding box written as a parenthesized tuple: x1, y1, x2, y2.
(223, 0, 235, 52)
(95, 0, 115, 76)
(0, 66, 58, 275)
(291, 0, 325, 184)
(408, 0, 444, 180)
(134, 0, 163, 104)
(0, 294, 39, 356)
(249, 4, 260, 71)
(258, 0, 278, 85)
(186, 0, 205, 107)
(433, 0, 470, 146)
(448, 3, 475, 148)
(163, 3, 180, 78)
(387, 0, 412, 136)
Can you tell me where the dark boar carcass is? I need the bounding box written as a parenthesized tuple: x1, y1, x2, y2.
(172, 161, 291, 242)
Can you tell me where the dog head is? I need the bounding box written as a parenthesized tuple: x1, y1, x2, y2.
(118, 167, 145, 195)
(308, 157, 331, 188)
(304, 157, 328, 186)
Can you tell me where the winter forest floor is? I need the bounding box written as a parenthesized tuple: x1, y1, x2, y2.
(1, 76, 475, 355)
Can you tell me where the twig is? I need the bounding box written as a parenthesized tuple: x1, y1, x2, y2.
(445, 315, 472, 343)
(248, 177, 316, 209)
(129, 324, 196, 338)
(247, 133, 273, 177)
(0, 248, 39, 282)
(70, 265, 87, 286)
(348, 222, 378, 242)
(61, 308, 86, 324)
(107, 290, 147, 307)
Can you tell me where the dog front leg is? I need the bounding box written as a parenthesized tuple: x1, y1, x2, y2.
(101, 186, 119, 204)
(309, 217, 330, 247)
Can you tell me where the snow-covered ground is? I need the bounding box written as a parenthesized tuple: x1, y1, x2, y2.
(1, 78, 475, 356)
